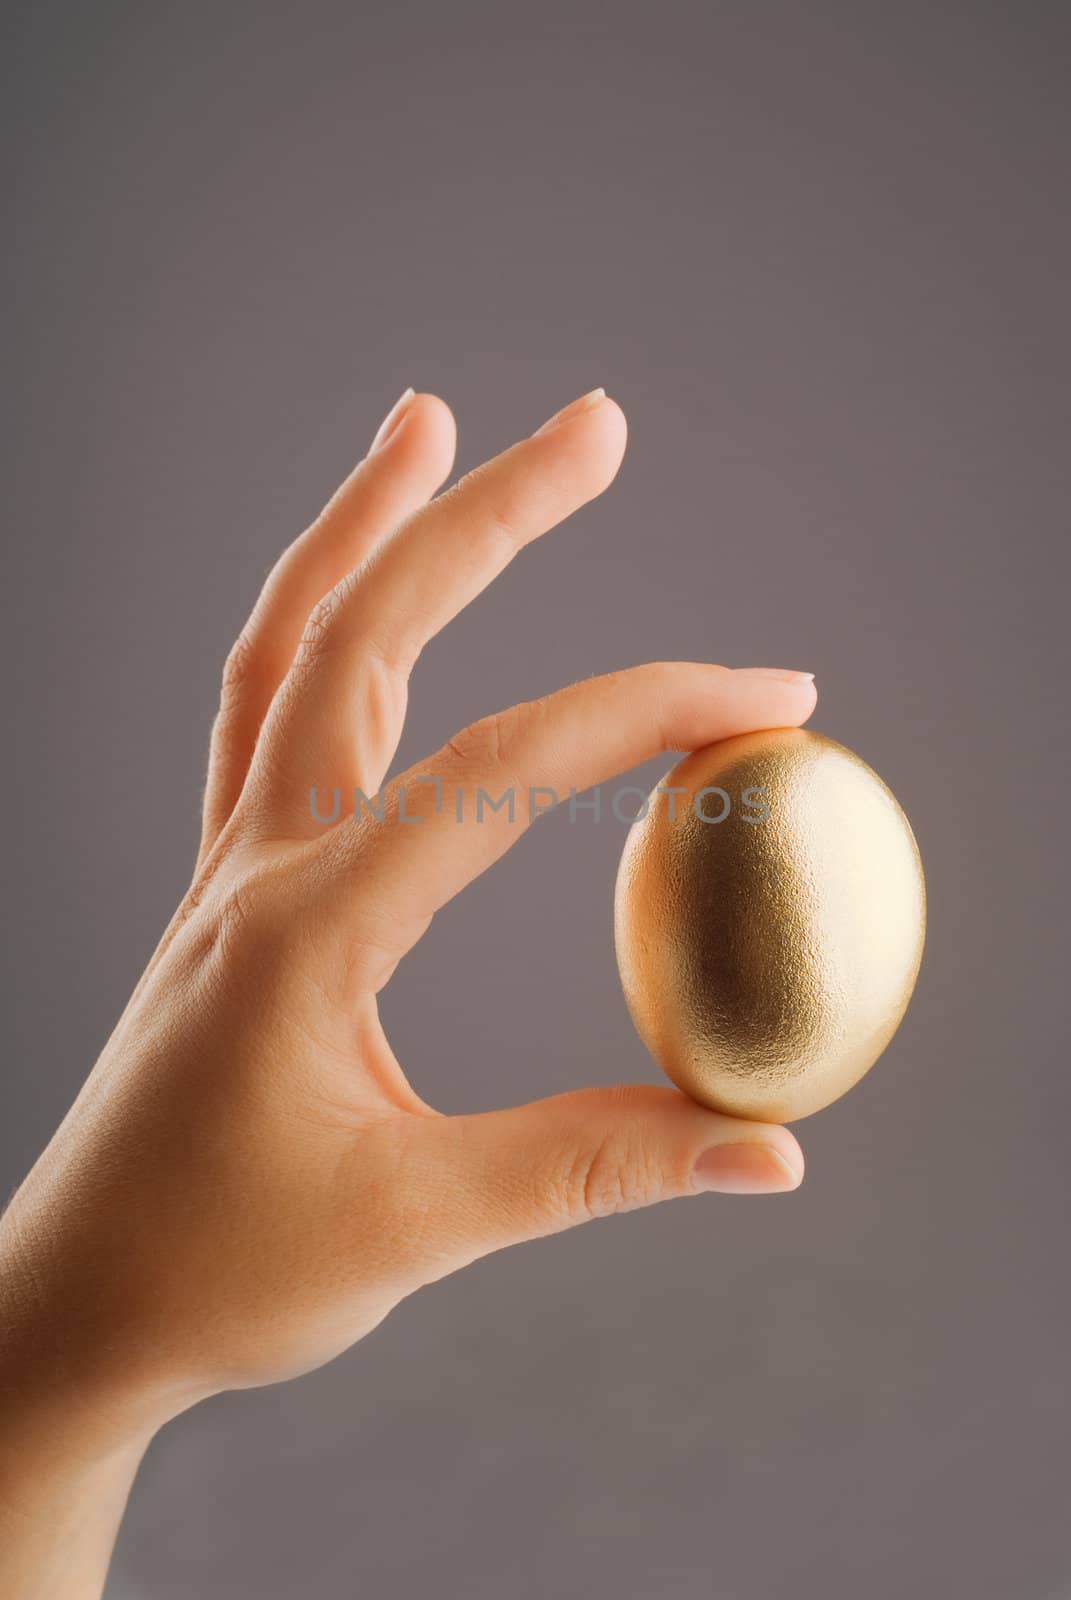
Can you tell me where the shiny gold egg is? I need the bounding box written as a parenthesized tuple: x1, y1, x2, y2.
(614, 728, 925, 1122)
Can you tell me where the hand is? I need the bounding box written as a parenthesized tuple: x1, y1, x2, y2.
(0, 386, 816, 1596)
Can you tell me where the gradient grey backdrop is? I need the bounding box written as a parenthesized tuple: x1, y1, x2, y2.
(4, 4, 1070, 1597)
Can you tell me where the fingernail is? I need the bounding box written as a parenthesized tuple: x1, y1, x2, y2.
(533, 387, 606, 435)
(735, 667, 816, 684)
(692, 1142, 803, 1195)
(370, 387, 415, 453)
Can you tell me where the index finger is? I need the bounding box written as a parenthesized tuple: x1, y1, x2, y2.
(314, 662, 817, 984)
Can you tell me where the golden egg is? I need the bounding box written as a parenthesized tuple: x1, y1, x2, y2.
(614, 728, 925, 1122)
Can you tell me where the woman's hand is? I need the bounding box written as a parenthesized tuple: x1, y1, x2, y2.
(0, 387, 815, 1596)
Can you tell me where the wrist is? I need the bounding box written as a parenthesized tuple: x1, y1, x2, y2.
(0, 1195, 187, 1599)
(0, 1180, 196, 1472)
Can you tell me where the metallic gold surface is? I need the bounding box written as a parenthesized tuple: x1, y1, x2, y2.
(614, 729, 926, 1122)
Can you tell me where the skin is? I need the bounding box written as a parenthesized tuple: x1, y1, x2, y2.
(0, 387, 817, 1596)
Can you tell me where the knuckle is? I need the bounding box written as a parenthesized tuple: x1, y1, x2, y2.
(482, 503, 523, 557)
(294, 571, 416, 687)
(643, 659, 684, 692)
(214, 876, 256, 955)
(217, 607, 292, 719)
(295, 572, 357, 669)
(209, 860, 293, 967)
(215, 872, 269, 950)
(444, 703, 528, 773)
(445, 465, 524, 557)
(559, 1131, 656, 1224)
(631, 660, 685, 701)
(636, 660, 729, 693)
(221, 629, 257, 698)
(361, 622, 414, 685)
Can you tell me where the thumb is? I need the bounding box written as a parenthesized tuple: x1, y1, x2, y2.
(401, 1084, 805, 1285)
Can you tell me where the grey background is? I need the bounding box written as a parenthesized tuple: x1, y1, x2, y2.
(4, 2, 1069, 1596)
